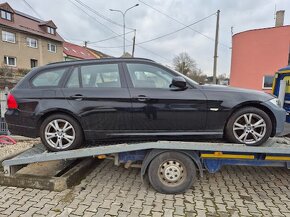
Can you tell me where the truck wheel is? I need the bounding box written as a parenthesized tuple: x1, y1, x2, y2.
(40, 114, 83, 152)
(148, 152, 196, 194)
(225, 107, 272, 146)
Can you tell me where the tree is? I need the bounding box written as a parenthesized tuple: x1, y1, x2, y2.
(173, 52, 197, 77)
(173, 52, 206, 83)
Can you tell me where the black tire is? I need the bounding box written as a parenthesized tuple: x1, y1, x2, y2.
(148, 152, 196, 194)
(225, 107, 272, 146)
(40, 114, 83, 152)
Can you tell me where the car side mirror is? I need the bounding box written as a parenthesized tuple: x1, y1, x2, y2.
(170, 76, 187, 90)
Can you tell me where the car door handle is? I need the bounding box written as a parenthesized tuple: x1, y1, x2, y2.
(135, 95, 150, 102)
(69, 94, 84, 100)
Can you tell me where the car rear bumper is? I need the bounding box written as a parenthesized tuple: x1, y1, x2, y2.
(5, 109, 38, 138)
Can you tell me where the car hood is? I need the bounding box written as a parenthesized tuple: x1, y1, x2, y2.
(200, 84, 274, 102)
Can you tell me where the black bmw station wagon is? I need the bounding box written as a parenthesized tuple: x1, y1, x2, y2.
(5, 58, 286, 151)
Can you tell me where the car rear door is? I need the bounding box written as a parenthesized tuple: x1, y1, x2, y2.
(61, 62, 131, 140)
(123, 62, 207, 134)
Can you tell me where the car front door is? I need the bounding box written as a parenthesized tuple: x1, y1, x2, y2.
(123, 62, 207, 134)
(61, 62, 131, 140)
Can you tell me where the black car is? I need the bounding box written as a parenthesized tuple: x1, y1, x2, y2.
(5, 58, 286, 151)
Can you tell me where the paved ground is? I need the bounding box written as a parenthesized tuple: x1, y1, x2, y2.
(0, 159, 290, 217)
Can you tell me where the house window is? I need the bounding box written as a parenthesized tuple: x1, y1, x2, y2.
(30, 59, 38, 68)
(0, 10, 12, 21)
(48, 43, 57, 53)
(47, 27, 55, 34)
(262, 75, 274, 89)
(4, 56, 16, 66)
(26, 37, 38, 48)
(2, 31, 15, 43)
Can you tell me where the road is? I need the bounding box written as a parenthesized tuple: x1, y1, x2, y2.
(0, 159, 290, 217)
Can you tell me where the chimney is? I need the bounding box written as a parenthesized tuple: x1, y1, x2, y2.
(275, 10, 285, 27)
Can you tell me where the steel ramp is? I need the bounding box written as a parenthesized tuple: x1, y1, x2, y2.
(3, 137, 290, 171)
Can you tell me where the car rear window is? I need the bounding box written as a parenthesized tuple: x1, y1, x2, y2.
(32, 68, 66, 87)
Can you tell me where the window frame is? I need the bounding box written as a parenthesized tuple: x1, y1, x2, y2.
(47, 26, 55, 35)
(262, 75, 274, 90)
(30, 67, 69, 89)
(0, 10, 12, 21)
(4, 56, 16, 67)
(2, 30, 16, 43)
(63, 62, 126, 89)
(123, 61, 197, 89)
(48, 43, 57, 53)
(30, 59, 38, 68)
(26, 37, 38, 48)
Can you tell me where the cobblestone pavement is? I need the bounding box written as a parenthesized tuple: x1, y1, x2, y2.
(0, 159, 290, 217)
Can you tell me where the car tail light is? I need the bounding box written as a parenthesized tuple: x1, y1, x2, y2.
(7, 94, 18, 109)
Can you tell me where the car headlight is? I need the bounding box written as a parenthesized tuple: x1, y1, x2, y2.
(269, 98, 282, 107)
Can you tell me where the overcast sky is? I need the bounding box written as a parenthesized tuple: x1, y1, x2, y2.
(3, 0, 290, 76)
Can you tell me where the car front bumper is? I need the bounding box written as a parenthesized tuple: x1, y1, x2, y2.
(261, 101, 286, 136)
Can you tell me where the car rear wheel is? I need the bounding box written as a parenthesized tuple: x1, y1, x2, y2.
(148, 152, 196, 194)
(225, 107, 272, 146)
(40, 114, 83, 151)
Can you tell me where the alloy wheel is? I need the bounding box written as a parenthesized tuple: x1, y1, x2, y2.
(44, 119, 75, 150)
(233, 113, 266, 144)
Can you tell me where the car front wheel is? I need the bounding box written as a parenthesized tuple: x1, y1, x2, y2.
(40, 114, 83, 151)
(225, 107, 272, 146)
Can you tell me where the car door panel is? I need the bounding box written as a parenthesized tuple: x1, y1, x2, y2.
(61, 63, 132, 139)
(123, 62, 207, 132)
(129, 88, 207, 131)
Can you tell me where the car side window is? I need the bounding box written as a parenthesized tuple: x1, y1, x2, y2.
(126, 63, 173, 88)
(32, 68, 66, 87)
(80, 64, 121, 88)
(66, 68, 80, 88)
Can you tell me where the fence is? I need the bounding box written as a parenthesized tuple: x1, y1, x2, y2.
(0, 89, 9, 135)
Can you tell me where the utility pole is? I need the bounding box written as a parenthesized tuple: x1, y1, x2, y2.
(213, 10, 220, 84)
(84, 41, 88, 47)
(132, 29, 136, 57)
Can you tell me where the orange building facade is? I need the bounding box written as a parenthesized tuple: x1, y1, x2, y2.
(230, 25, 290, 93)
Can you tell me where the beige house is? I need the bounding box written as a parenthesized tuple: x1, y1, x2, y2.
(0, 2, 63, 69)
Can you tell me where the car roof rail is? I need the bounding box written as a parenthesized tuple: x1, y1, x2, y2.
(47, 57, 155, 66)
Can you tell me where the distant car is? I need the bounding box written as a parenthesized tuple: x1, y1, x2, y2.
(5, 58, 286, 151)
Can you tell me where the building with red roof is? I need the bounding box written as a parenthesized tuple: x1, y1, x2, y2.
(0, 2, 64, 69)
(63, 42, 96, 60)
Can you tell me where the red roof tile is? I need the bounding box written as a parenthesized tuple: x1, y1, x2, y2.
(0, 2, 63, 42)
(63, 42, 96, 59)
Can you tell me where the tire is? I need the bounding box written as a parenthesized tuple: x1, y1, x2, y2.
(148, 152, 196, 194)
(40, 114, 83, 152)
(225, 107, 272, 146)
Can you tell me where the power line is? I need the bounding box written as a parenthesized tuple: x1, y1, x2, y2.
(22, 0, 43, 19)
(138, 0, 231, 49)
(87, 12, 217, 48)
(73, 0, 134, 30)
(137, 12, 216, 45)
(68, 0, 123, 37)
(88, 30, 135, 44)
(68, 0, 170, 62)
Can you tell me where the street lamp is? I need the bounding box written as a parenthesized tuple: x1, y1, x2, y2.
(110, 4, 139, 55)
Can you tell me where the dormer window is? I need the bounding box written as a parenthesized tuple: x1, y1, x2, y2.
(1, 9, 12, 21)
(47, 26, 55, 35)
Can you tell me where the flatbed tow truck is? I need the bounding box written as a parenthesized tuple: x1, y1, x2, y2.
(2, 137, 290, 194)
